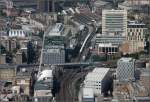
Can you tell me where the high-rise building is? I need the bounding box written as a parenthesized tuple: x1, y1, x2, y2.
(116, 57, 135, 82)
(102, 9, 127, 36)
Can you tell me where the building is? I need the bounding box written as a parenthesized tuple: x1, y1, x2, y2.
(134, 96, 150, 102)
(42, 23, 65, 64)
(126, 0, 150, 5)
(95, 34, 126, 46)
(12, 0, 37, 8)
(97, 43, 119, 55)
(1, 38, 17, 52)
(121, 21, 147, 54)
(84, 68, 110, 95)
(140, 68, 150, 94)
(9, 29, 26, 38)
(102, 9, 127, 36)
(34, 69, 53, 102)
(16, 67, 34, 95)
(42, 45, 65, 64)
(0, 65, 16, 85)
(116, 58, 135, 82)
(0, 54, 6, 64)
(82, 88, 95, 102)
(16, 52, 22, 64)
(48, 23, 64, 36)
(37, 0, 55, 12)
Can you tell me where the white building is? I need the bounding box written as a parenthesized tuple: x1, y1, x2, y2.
(9, 29, 26, 38)
(97, 43, 119, 55)
(82, 88, 95, 102)
(48, 23, 64, 36)
(102, 9, 127, 36)
(116, 58, 135, 82)
(84, 68, 110, 95)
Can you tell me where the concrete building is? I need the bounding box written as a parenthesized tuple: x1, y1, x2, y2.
(84, 68, 110, 95)
(102, 9, 127, 36)
(82, 88, 95, 102)
(97, 43, 119, 55)
(34, 69, 53, 102)
(116, 58, 135, 82)
(121, 21, 147, 54)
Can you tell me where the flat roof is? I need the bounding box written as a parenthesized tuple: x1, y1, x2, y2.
(83, 88, 94, 98)
(85, 68, 110, 82)
(98, 43, 118, 47)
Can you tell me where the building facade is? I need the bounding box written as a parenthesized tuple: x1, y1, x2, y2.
(84, 68, 110, 95)
(116, 58, 135, 82)
(122, 21, 147, 54)
(102, 9, 127, 36)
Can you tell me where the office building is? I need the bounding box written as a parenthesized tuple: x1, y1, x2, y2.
(116, 58, 135, 82)
(97, 43, 118, 55)
(84, 68, 110, 95)
(94, 34, 125, 55)
(102, 9, 127, 36)
(82, 88, 95, 102)
(121, 21, 147, 54)
(43, 23, 65, 64)
(42, 45, 65, 64)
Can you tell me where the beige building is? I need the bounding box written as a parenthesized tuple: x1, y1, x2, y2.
(0, 65, 16, 85)
(121, 21, 147, 54)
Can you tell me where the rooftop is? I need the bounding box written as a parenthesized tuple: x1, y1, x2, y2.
(119, 57, 134, 62)
(85, 68, 110, 82)
(48, 23, 64, 36)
